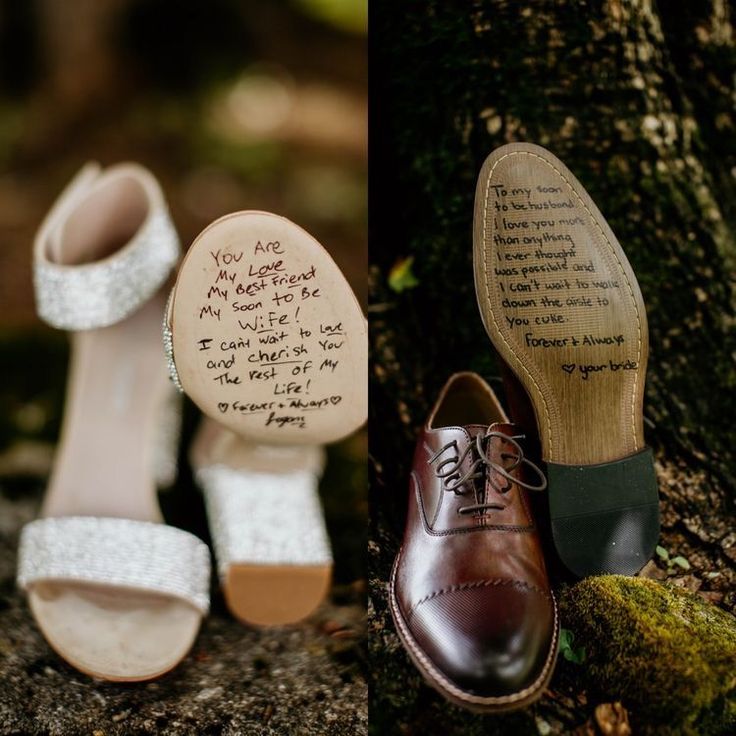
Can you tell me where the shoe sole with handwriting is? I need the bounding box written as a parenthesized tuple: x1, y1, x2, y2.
(473, 143, 659, 576)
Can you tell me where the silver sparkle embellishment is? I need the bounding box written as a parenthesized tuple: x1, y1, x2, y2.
(35, 209, 180, 331)
(197, 465, 333, 580)
(162, 289, 184, 392)
(17, 517, 211, 614)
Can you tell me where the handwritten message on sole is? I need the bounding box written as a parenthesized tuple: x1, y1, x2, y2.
(487, 180, 637, 379)
(173, 215, 366, 443)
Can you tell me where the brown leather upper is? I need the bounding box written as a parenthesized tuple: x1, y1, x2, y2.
(392, 372, 556, 698)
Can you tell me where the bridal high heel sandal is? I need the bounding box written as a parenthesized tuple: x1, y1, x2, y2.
(164, 212, 367, 626)
(16, 163, 211, 681)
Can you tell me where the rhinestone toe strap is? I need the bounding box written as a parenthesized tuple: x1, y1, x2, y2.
(17, 517, 211, 614)
(197, 465, 333, 580)
(34, 163, 181, 331)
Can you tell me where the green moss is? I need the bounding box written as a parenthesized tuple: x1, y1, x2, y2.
(560, 576, 736, 735)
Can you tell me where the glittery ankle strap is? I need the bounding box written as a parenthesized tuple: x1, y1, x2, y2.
(33, 162, 180, 331)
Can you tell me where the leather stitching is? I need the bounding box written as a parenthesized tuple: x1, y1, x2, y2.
(422, 443, 444, 529)
(413, 471, 534, 537)
(407, 578, 550, 622)
(388, 550, 559, 707)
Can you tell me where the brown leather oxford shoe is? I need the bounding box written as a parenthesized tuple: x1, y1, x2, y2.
(389, 372, 558, 712)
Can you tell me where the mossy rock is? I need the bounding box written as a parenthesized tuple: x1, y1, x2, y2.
(560, 576, 736, 735)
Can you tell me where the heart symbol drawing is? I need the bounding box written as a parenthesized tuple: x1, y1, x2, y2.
(561, 364, 576, 375)
(329, 396, 342, 405)
(218, 402, 229, 413)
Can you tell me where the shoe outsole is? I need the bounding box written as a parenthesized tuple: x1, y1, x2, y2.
(473, 142, 660, 577)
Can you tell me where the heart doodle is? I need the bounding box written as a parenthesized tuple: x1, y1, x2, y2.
(218, 402, 229, 413)
(561, 364, 576, 374)
(329, 396, 343, 405)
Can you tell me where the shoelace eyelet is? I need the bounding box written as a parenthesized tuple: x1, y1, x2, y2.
(428, 430, 547, 515)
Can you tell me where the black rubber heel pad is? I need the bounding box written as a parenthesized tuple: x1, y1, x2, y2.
(548, 448, 660, 577)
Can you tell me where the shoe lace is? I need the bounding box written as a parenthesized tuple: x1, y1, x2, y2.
(428, 430, 547, 515)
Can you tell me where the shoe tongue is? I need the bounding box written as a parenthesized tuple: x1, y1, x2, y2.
(489, 421, 516, 438)
(464, 422, 516, 440)
(461, 423, 518, 514)
(470, 423, 520, 475)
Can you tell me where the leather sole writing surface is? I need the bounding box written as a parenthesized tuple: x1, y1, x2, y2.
(473, 143, 660, 576)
